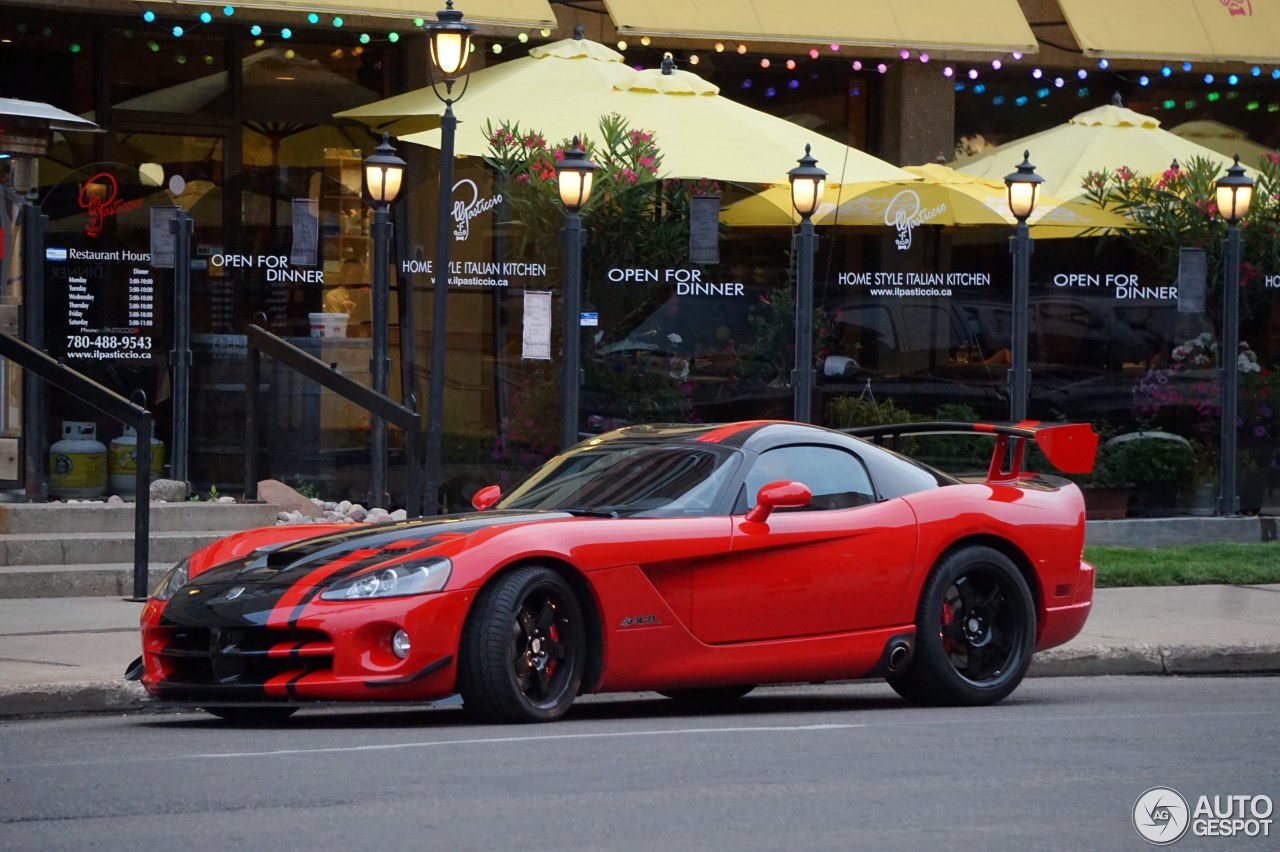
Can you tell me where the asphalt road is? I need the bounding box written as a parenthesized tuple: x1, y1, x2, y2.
(2, 677, 1277, 852)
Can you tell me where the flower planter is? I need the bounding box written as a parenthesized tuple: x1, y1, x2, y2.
(1083, 486, 1132, 520)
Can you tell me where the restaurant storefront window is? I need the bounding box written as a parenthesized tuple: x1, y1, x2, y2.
(3, 2, 1277, 516)
(2, 10, 396, 497)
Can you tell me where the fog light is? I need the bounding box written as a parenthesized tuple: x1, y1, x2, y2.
(391, 629, 411, 659)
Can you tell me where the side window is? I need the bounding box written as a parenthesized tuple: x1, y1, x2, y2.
(743, 446, 876, 512)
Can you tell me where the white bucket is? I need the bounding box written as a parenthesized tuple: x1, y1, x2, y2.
(309, 312, 349, 338)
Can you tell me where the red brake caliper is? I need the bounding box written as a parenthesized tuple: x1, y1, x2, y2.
(940, 600, 954, 655)
(546, 621, 559, 678)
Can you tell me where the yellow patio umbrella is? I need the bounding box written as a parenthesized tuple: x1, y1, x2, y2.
(336, 33, 637, 138)
(720, 163, 1137, 238)
(1169, 120, 1275, 169)
(390, 54, 913, 185)
(951, 104, 1249, 201)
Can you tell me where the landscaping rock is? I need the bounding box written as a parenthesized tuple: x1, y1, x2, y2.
(257, 479, 322, 518)
(149, 479, 188, 502)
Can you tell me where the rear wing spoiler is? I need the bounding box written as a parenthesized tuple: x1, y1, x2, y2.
(842, 420, 1099, 483)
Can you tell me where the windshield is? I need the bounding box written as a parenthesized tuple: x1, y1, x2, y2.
(497, 442, 740, 518)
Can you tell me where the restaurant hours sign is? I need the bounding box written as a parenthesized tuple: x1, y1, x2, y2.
(43, 166, 164, 364)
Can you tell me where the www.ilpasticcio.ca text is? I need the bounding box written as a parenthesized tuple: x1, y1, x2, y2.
(868, 287, 953, 297)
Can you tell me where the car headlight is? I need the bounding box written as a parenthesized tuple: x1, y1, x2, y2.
(152, 558, 190, 602)
(319, 557, 452, 601)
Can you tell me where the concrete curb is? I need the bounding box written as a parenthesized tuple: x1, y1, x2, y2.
(1029, 642, 1280, 677)
(0, 680, 148, 718)
(4, 644, 1280, 719)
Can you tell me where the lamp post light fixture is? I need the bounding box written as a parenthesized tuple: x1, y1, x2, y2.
(1003, 150, 1044, 422)
(555, 136, 597, 450)
(363, 132, 406, 509)
(423, 1, 474, 515)
(1215, 154, 1254, 515)
(788, 144, 826, 423)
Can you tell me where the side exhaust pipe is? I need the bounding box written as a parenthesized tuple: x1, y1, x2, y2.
(887, 642, 911, 672)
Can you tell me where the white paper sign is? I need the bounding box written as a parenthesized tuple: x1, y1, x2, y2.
(522, 290, 553, 360)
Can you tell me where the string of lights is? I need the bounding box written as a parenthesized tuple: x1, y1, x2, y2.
(107, 6, 1280, 115)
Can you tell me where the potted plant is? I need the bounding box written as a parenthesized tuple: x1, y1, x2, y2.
(1079, 439, 1134, 520)
(825, 395, 922, 429)
(1109, 432, 1195, 517)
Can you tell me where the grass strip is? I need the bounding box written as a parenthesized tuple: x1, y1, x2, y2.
(1086, 542, 1280, 588)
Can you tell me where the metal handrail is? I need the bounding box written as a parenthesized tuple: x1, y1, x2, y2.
(244, 324, 422, 515)
(0, 332, 153, 600)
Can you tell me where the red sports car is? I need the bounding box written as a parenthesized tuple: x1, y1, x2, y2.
(132, 419, 1098, 724)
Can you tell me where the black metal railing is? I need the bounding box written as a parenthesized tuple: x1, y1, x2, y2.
(244, 324, 422, 515)
(0, 333, 154, 600)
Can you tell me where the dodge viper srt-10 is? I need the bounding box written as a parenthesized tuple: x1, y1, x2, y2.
(131, 419, 1098, 724)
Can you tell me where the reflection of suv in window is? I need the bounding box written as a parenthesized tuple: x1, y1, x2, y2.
(584, 288, 1209, 429)
(821, 296, 1209, 423)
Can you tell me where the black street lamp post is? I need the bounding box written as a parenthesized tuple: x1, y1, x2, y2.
(423, 1, 473, 515)
(554, 137, 596, 450)
(1004, 150, 1043, 422)
(788, 145, 826, 423)
(363, 133, 406, 509)
(1215, 154, 1254, 515)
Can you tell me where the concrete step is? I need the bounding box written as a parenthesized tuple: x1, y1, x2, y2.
(0, 563, 173, 599)
(0, 502, 280, 535)
(0, 531, 232, 567)
(1086, 516, 1278, 546)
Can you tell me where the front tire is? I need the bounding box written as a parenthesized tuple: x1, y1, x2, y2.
(888, 545, 1035, 706)
(458, 566, 586, 723)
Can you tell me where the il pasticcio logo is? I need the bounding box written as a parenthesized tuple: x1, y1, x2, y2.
(77, 173, 143, 238)
(450, 178, 502, 242)
(1220, 0, 1252, 17)
(884, 189, 946, 251)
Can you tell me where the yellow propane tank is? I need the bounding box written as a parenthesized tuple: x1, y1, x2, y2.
(108, 426, 166, 496)
(49, 421, 107, 499)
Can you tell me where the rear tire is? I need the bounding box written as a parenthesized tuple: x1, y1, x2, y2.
(203, 706, 298, 724)
(458, 566, 585, 724)
(888, 545, 1035, 706)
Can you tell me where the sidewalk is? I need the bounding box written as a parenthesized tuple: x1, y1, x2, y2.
(1, 585, 1278, 718)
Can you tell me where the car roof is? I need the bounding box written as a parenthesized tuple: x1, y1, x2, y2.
(588, 420, 828, 450)
(587, 421, 952, 499)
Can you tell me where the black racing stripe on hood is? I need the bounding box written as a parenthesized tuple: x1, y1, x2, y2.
(194, 511, 571, 589)
(160, 581, 289, 627)
(162, 512, 573, 628)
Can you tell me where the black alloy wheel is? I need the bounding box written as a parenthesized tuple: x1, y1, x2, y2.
(459, 566, 585, 723)
(888, 545, 1035, 706)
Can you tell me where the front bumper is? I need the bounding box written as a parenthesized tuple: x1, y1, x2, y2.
(138, 587, 475, 704)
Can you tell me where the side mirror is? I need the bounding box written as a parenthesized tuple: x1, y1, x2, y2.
(471, 484, 502, 511)
(744, 480, 811, 524)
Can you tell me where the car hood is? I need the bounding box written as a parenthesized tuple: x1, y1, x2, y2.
(160, 511, 571, 627)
